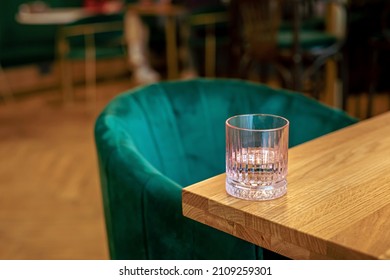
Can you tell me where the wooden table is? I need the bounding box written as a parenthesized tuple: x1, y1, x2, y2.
(127, 3, 186, 80)
(183, 111, 390, 260)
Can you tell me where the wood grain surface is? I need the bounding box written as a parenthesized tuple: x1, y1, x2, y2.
(0, 78, 132, 259)
(183, 111, 390, 260)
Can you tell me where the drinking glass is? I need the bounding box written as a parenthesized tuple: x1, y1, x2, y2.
(226, 114, 289, 200)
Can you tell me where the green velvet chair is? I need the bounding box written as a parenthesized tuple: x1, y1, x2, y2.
(94, 78, 357, 260)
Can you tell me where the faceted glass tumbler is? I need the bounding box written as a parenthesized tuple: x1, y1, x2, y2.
(226, 114, 289, 200)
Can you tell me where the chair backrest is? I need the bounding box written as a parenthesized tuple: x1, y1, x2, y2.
(187, 3, 229, 77)
(230, 0, 282, 62)
(230, 0, 347, 92)
(95, 78, 357, 259)
(58, 13, 125, 59)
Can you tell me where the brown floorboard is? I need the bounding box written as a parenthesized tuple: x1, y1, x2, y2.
(0, 77, 133, 259)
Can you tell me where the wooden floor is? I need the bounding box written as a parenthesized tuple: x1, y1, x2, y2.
(0, 76, 389, 260)
(0, 78, 133, 260)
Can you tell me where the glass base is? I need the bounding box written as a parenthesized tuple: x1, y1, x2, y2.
(226, 178, 287, 201)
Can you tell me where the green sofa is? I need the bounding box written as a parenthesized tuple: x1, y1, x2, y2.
(0, 0, 83, 67)
(94, 78, 357, 259)
(0, 0, 142, 68)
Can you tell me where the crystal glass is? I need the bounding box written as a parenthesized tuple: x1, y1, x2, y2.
(226, 114, 289, 200)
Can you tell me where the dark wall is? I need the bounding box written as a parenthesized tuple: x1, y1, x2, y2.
(346, 0, 390, 93)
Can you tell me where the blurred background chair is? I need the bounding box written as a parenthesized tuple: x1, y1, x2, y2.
(94, 78, 356, 260)
(58, 12, 126, 103)
(185, 2, 229, 77)
(229, 0, 282, 82)
(230, 0, 347, 107)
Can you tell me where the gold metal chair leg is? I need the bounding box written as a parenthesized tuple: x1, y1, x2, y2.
(205, 25, 216, 77)
(85, 32, 97, 105)
(61, 58, 74, 103)
(324, 59, 337, 108)
(58, 29, 74, 104)
(165, 16, 178, 80)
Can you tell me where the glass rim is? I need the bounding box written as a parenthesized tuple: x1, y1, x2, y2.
(226, 114, 289, 132)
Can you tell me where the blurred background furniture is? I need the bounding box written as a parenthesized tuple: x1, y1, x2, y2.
(230, 0, 347, 108)
(185, 2, 229, 77)
(10, 0, 127, 103)
(127, 2, 186, 80)
(58, 12, 126, 103)
(1, 0, 85, 68)
(6, 2, 91, 101)
(229, 0, 282, 82)
(94, 78, 356, 259)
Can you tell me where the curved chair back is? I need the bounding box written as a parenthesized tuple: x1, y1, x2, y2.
(95, 78, 356, 259)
